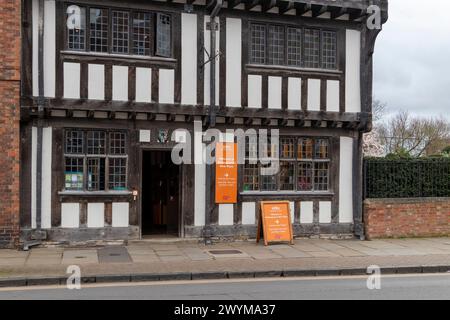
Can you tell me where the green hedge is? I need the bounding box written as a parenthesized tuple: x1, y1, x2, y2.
(364, 158, 450, 198)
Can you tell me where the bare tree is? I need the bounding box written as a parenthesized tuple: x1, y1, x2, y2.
(377, 110, 450, 157)
(372, 99, 387, 122)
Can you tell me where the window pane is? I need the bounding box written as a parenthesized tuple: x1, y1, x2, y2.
(87, 131, 106, 155)
(322, 31, 337, 69)
(280, 161, 295, 191)
(67, 6, 86, 50)
(287, 27, 301, 66)
(280, 138, 295, 159)
(298, 138, 313, 159)
(90, 8, 109, 52)
(109, 158, 127, 190)
(268, 25, 285, 65)
(250, 24, 266, 64)
(245, 135, 258, 159)
(65, 157, 84, 190)
(133, 12, 151, 56)
(298, 162, 313, 191)
(243, 163, 259, 191)
(65, 130, 84, 154)
(109, 132, 127, 155)
(261, 167, 277, 191)
(156, 13, 171, 57)
(314, 162, 329, 191)
(314, 139, 329, 159)
(112, 11, 130, 54)
(304, 29, 320, 68)
(87, 158, 105, 191)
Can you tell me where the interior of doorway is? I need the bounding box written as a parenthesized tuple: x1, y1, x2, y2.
(141, 150, 180, 238)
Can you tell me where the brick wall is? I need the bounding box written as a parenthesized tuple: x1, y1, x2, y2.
(364, 198, 450, 240)
(0, 0, 21, 248)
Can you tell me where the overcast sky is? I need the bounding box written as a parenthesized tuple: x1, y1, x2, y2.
(373, 0, 450, 120)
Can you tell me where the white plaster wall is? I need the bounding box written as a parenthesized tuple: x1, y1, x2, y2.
(87, 203, 105, 228)
(135, 67, 152, 103)
(242, 202, 256, 225)
(61, 203, 80, 228)
(288, 77, 302, 110)
(194, 122, 205, 226)
(218, 204, 234, 226)
(319, 201, 332, 224)
(307, 79, 321, 111)
(63, 63, 80, 99)
(300, 201, 314, 224)
(88, 64, 105, 100)
(326, 80, 340, 112)
(248, 75, 262, 108)
(112, 66, 128, 101)
(159, 69, 175, 104)
(226, 18, 242, 107)
(181, 13, 197, 105)
(32, 0, 39, 97)
(268, 76, 282, 109)
(204, 16, 220, 105)
(44, 0, 56, 98)
(31, 127, 37, 228)
(112, 203, 129, 227)
(345, 30, 361, 113)
(339, 137, 354, 223)
(290, 202, 295, 223)
(41, 127, 52, 229)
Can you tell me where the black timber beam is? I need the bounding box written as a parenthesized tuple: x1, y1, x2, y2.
(262, 0, 277, 12)
(276, 0, 294, 14)
(245, 0, 260, 11)
(311, 4, 327, 18)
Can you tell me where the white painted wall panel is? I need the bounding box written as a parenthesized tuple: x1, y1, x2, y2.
(32, 0, 38, 96)
(112, 203, 129, 227)
(268, 76, 282, 109)
(112, 66, 128, 101)
(204, 16, 220, 105)
(61, 203, 80, 228)
(242, 202, 256, 225)
(63, 63, 80, 99)
(159, 69, 175, 104)
(345, 30, 361, 113)
(41, 127, 52, 229)
(194, 122, 205, 226)
(326, 80, 340, 112)
(31, 127, 37, 228)
(319, 201, 332, 224)
(300, 202, 314, 224)
(226, 18, 242, 107)
(44, 0, 56, 97)
(290, 202, 295, 223)
(307, 79, 321, 111)
(248, 75, 262, 108)
(218, 204, 234, 226)
(135, 67, 152, 103)
(87, 203, 105, 228)
(288, 77, 301, 110)
(181, 13, 197, 105)
(339, 137, 354, 223)
(88, 64, 105, 100)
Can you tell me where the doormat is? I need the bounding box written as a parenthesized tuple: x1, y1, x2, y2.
(98, 246, 132, 263)
(208, 250, 243, 255)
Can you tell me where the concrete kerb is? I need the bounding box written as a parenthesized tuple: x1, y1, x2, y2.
(0, 265, 449, 288)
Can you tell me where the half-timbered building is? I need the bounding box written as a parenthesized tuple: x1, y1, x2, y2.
(19, 0, 388, 243)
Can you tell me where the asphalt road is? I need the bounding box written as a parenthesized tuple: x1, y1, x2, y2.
(0, 274, 449, 300)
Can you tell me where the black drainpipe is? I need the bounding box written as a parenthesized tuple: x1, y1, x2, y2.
(203, 0, 223, 245)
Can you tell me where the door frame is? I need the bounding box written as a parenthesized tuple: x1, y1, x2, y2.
(139, 147, 184, 239)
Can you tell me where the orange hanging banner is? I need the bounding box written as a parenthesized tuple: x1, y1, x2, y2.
(215, 142, 238, 204)
(257, 201, 294, 246)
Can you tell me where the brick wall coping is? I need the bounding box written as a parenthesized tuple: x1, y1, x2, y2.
(364, 197, 450, 204)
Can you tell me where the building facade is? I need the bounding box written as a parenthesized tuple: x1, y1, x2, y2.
(18, 0, 388, 244)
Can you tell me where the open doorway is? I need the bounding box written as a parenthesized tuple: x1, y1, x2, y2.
(141, 150, 180, 238)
